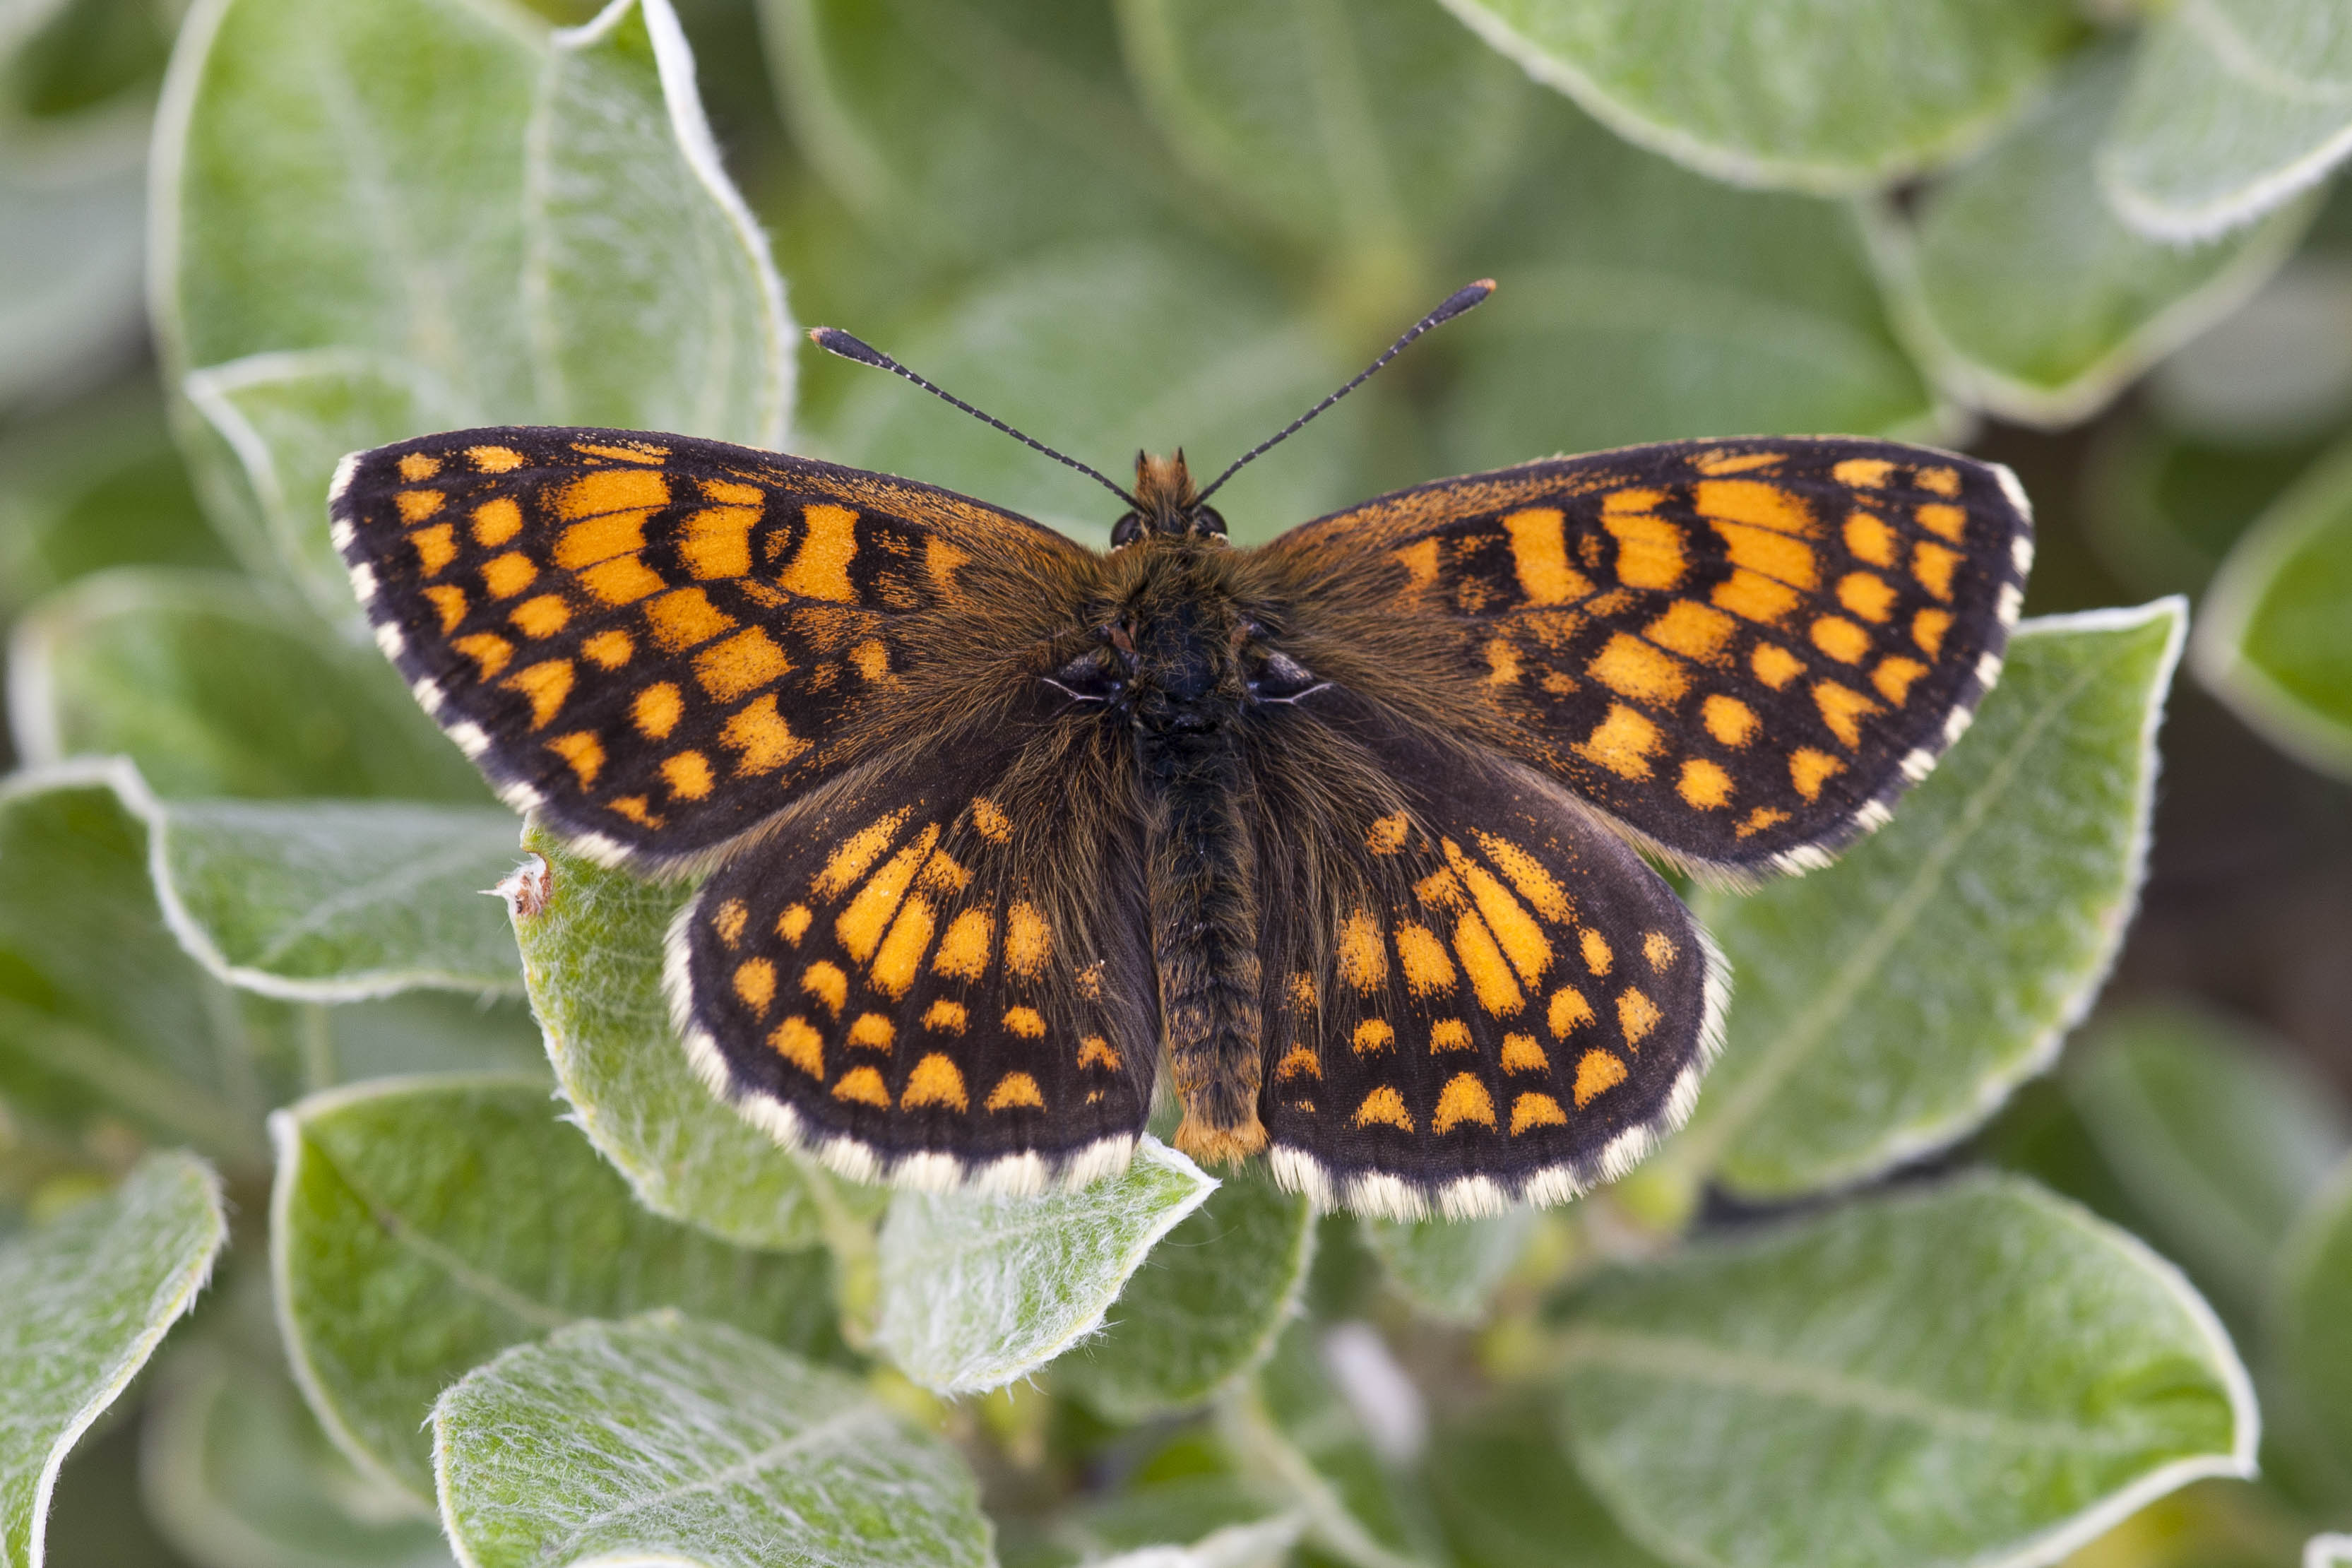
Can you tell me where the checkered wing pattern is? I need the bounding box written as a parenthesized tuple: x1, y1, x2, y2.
(331, 426, 1088, 869)
(667, 699, 1156, 1192)
(1253, 692, 1721, 1218)
(1261, 438, 2033, 878)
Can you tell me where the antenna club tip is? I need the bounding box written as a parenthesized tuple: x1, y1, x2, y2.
(1473, 278, 1497, 294)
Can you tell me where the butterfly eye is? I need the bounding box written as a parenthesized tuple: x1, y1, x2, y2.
(1110, 512, 1144, 547)
(1248, 648, 1325, 705)
(1191, 505, 1227, 538)
(1046, 648, 1126, 703)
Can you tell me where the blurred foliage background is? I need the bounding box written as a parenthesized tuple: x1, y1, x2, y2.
(5, 0, 2352, 1564)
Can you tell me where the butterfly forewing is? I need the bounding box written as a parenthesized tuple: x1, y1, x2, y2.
(331, 426, 1087, 869)
(668, 700, 1158, 1193)
(1252, 692, 1721, 1218)
(1262, 437, 2033, 879)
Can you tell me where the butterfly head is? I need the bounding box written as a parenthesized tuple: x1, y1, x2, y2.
(1111, 449, 1226, 548)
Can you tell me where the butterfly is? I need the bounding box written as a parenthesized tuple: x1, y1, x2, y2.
(331, 282, 2032, 1219)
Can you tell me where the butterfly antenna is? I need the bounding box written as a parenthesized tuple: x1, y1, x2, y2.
(1194, 279, 1495, 506)
(808, 327, 1143, 509)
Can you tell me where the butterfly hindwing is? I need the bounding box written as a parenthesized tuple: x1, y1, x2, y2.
(1261, 437, 2033, 879)
(331, 426, 1088, 869)
(667, 702, 1158, 1192)
(1252, 691, 1722, 1219)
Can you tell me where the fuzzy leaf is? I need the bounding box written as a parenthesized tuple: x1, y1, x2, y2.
(1358, 1208, 1535, 1325)
(1091, 1516, 1308, 1568)
(514, 824, 884, 1254)
(2066, 1004, 2348, 1323)
(1556, 1174, 2257, 1568)
(1057, 1165, 1314, 1421)
(816, 243, 1366, 545)
(432, 1312, 990, 1568)
(1876, 48, 2311, 427)
(1672, 602, 2188, 1200)
(1117, 0, 1528, 257)
(1431, 0, 2076, 193)
(874, 1136, 1214, 1395)
(270, 1074, 839, 1504)
(1425, 1402, 1671, 1568)
(2194, 436, 2352, 778)
(2278, 1156, 2352, 1490)
(0, 1152, 226, 1568)
(1444, 100, 1938, 471)
(155, 0, 790, 617)
(2098, 0, 2352, 242)
(8, 569, 485, 802)
(0, 152, 144, 412)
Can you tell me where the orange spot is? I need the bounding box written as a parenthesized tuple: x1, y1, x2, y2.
(1697, 478, 1812, 535)
(712, 899, 749, 946)
(848, 1013, 894, 1050)
(547, 730, 603, 787)
(1811, 615, 1871, 664)
(931, 908, 993, 979)
(398, 453, 441, 481)
(832, 1065, 889, 1106)
(1396, 922, 1458, 997)
(926, 1000, 968, 1033)
(1837, 571, 1896, 623)
(1913, 540, 1959, 601)
(1588, 633, 1688, 705)
(1602, 511, 1687, 590)
(1002, 1006, 1045, 1039)
(607, 796, 660, 827)
(1617, 988, 1661, 1046)
(1078, 1035, 1121, 1069)
(557, 465, 667, 523)
(571, 440, 666, 463)
(781, 504, 859, 602)
(1366, 812, 1410, 854)
(1790, 747, 1844, 800)
(800, 961, 848, 1016)
(582, 629, 633, 668)
(1454, 913, 1524, 1016)
(1511, 1092, 1568, 1134)
(510, 594, 569, 639)
(555, 509, 648, 571)
(1713, 519, 1817, 590)
(1005, 902, 1052, 978)
(1874, 656, 1928, 706)
(694, 626, 790, 701)
(1339, 910, 1386, 990)
(1843, 510, 1897, 567)
(1916, 465, 1962, 497)
(1442, 840, 1550, 985)
(411, 523, 456, 576)
(482, 552, 536, 598)
(771, 1016, 823, 1079)
(580, 555, 664, 605)
(663, 751, 713, 800)
(468, 445, 524, 473)
(646, 587, 735, 651)
(1712, 568, 1800, 626)
(970, 797, 1012, 843)
(916, 848, 970, 894)
(1276, 1045, 1321, 1081)
(850, 640, 891, 681)
(1574, 703, 1663, 780)
(680, 506, 759, 579)
(1738, 807, 1790, 838)
(1432, 1074, 1497, 1133)
(1751, 643, 1805, 690)
(1353, 1087, 1413, 1131)
(472, 498, 523, 546)
(1913, 607, 1951, 658)
(1500, 1033, 1548, 1074)
(423, 583, 468, 632)
(1430, 1018, 1473, 1052)
(814, 809, 910, 899)
(1917, 502, 1967, 542)
(1679, 757, 1733, 808)
(777, 904, 812, 944)
(840, 829, 933, 968)
(634, 683, 684, 740)
(1503, 507, 1594, 605)
(902, 1053, 967, 1111)
(1833, 458, 1894, 489)
(1689, 450, 1783, 476)
(503, 659, 574, 728)
(987, 1073, 1045, 1112)
(1644, 932, 1677, 970)
(733, 958, 776, 1013)
(702, 477, 762, 505)
(1485, 637, 1521, 686)
(1574, 1050, 1628, 1107)
(1473, 833, 1570, 921)
(1581, 929, 1612, 975)
(1644, 599, 1735, 662)
(1702, 694, 1759, 747)
(397, 489, 445, 524)
(1394, 537, 1439, 592)
(1548, 985, 1594, 1038)
(1415, 867, 1466, 911)
(1814, 681, 1879, 749)
(721, 694, 809, 775)
(1353, 1019, 1395, 1055)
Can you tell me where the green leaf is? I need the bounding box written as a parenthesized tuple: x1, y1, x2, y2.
(514, 825, 883, 1254)
(143, 1338, 456, 1568)
(874, 1136, 1214, 1395)
(1442, 101, 1940, 471)
(1057, 1165, 1314, 1421)
(0, 766, 292, 1164)
(2193, 436, 2352, 778)
(0, 148, 144, 411)
(2278, 1156, 2352, 1490)
(2098, 0, 2352, 242)
(815, 243, 1367, 545)
(2144, 257, 2352, 443)
(1873, 47, 2312, 427)
(1555, 1174, 2257, 1568)
(2065, 1003, 2348, 1324)
(1116, 0, 1528, 264)
(1431, 0, 2077, 193)
(270, 1074, 840, 1504)
(317, 992, 547, 1086)
(432, 1311, 990, 1568)
(1669, 602, 2188, 1200)
(1425, 1401, 1672, 1568)
(155, 0, 790, 614)
(150, 800, 523, 1000)
(1358, 1208, 1535, 1325)
(0, 1151, 227, 1568)
(1089, 1516, 1307, 1568)
(8, 568, 487, 802)
(761, 0, 1189, 265)
(2080, 415, 2325, 600)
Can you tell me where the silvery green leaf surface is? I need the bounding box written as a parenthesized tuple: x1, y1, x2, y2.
(1430, 0, 2076, 194)
(2147, 257, 2352, 443)
(316, 992, 546, 1085)
(431, 1312, 990, 1568)
(1425, 1402, 1671, 1568)
(155, 0, 790, 617)
(150, 800, 523, 1000)
(0, 1152, 226, 1568)
(874, 1136, 1213, 1395)
(1057, 1165, 1314, 1422)
(2278, 1156, 2352, 1491)
(2079, 415, 2324, 602)
(1670, 602, 2187, 1200)
(2312, 1534, 2352, 1568)
(515, 824, 884, 1255)
(1358, 1208, 1534, 1324)
(814, 243, 1368, 545)
(1875, 48, 2311, 428)
(8, 568, 486, 802)
(1088, 1515, 1307, 1568)
(761, 0, 1189, 264)
(2065, 1004, 2348, 1323)
(1442, 101, 1940, 471)
(0, 766, 291, 1164)
(2098, 0, 2352, 242)
(1116, 0, 1528, 261)
(270, 1074, 839, 1504)
(2193, 437, 2352, 779)
(0, 148, 144, 410)
(1556, 1175, 2257, 1568)
(141, 1338, 455, 1568)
